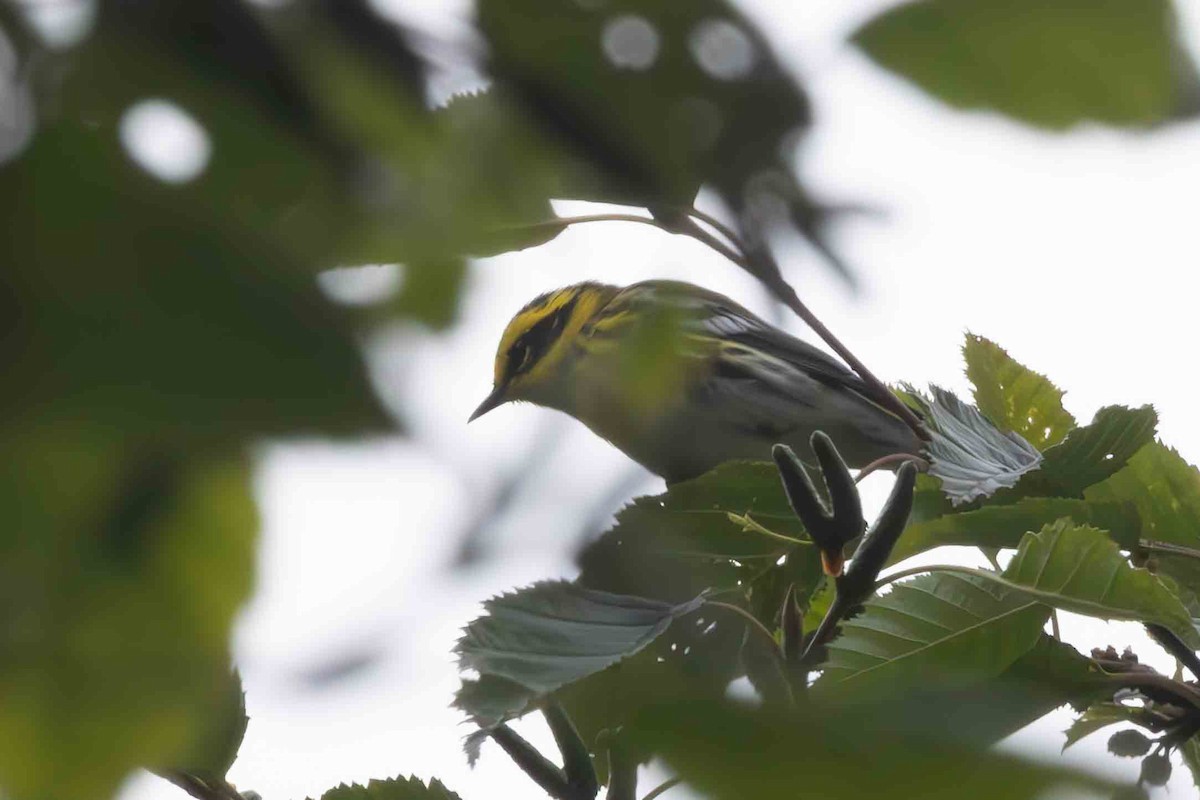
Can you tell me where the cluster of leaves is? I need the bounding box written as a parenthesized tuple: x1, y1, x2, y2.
(454, 334, 1200, 798)
(2, 0, 1199, 798)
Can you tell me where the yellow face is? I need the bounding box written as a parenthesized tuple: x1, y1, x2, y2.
(470, 282, 619, 420)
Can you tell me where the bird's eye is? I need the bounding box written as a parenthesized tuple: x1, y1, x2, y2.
(517, 345, 533, 370)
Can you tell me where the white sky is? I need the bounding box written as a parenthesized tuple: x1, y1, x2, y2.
(115, 1, 1200, 797)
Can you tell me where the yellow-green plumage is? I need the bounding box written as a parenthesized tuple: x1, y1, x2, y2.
(472, 280, 922, 482)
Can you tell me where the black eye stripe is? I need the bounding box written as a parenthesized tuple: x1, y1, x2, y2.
(504, 295, 580, 381)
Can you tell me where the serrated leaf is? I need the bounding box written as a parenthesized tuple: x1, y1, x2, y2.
(917, 386, 1043, 505)
(996, 521, 1200, 648)
(1086, 442, 1200, 599)
(853, 0, 1200, 130)
(890, 497, 1139, 564)
(1063, 704, 1147, 751)
(1012, 406, 1157, 499)
(568, 462, 823, 747)
(963, 334, 1075, 450)
(454, 582, 704, 724)
(314, 775, 462, 800)
(818, 571, 1049, 695)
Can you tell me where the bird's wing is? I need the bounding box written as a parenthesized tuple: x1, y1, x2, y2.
(617, 280, 874, 395)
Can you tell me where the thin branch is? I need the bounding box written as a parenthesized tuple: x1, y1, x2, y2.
(854, 453, 928, 484)
(490, 724, 574, 800)
(705, 600, 779, 652)
(156, 772, 244, 800)
(1093, 663, 1200, 713)
(543, 702, 598, 800)
(520, 210, 930, 444)
(684, 207, 748, 254)
(1050, 609, 1061, 641)
(1140, 540, 1200, 563)
(642, 777, 682, 800)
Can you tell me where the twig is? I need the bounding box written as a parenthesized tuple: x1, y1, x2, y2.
(1140, 540, 1200, 563)
(544, 701, 599, 800)
(1145, 623, 1200, 682)
(490, 724, 575, 800)
(642, 777, 682, 800)
(1050, 610, 1061, 641)
(156, 771, 244, 800)
(1092, 661, 1200, 712)
(854, 453, 928, 484)
(684, 207, 748, 255)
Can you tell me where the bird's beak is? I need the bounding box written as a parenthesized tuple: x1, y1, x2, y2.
(468, 385, 507, 422)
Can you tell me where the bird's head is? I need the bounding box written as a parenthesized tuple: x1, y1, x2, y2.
(470, 281, 619, 421)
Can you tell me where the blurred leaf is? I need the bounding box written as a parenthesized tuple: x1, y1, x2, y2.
(478, 0, 852, 285)
(1010, 406, 1158, 500)
(632, 696, 1112, 800)
(0, 123, 390, 439)
(0, 440, 256, 799)
(996, 521, 1200, 647)
(173, 669, 247, 780)
(916, 386, 1043, 505)
(315, 775, 462, 800)
(889, 497, 1139, 564)
(964, 333, 1076, 450)
(1064, 704, 1149, 750)
(1180, 736, 1200, 789)
(1086, 443, 1200, 597)
(818, 571, 1049, 696)
(1108, 729, 1153, 758)
(854, 0, 1200, 129)
(454, 582, 704, 725)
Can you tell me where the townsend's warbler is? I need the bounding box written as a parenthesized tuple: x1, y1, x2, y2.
(471, 280, 922, 483)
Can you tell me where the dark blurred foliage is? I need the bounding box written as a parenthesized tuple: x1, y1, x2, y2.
(2, 0, 1199, 798)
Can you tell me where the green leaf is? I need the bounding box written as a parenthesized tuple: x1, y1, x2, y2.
(915, 386, 1043, 505)
(0, 443, 257, 800)
(818, 571, 1049, 695)
(986, 521, 1200, 648)
(1012, 406, 1157, 499)
(314, 775, 463, 800)
(963, 334, 1076, 450)
(578, 461, 820, 608)
(173, 669, 248, 780)
(1064, 704, 1148, 751)
(853, 0, 1200, 129)
(1086, 443, 1200, 598)
(479, 0, 852, 282)
(556, 463, 827, 755)
(890, 497, 1140, 564)
(454, 582, 704, 724)
(631, 696, 1113, 800)
(1180, 736, 1200, 790)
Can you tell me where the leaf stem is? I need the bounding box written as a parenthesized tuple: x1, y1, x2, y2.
(854, 453, 928, 484)
(642, 777, 682, 800)
(705, 600, 779, 652)
(725, 512, 809, 546)
(490, 724, 574, 800)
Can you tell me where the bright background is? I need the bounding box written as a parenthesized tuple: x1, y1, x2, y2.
(110, 0, 1200, 797)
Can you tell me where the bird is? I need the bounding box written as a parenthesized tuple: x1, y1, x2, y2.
(470, 279, 923, 483)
